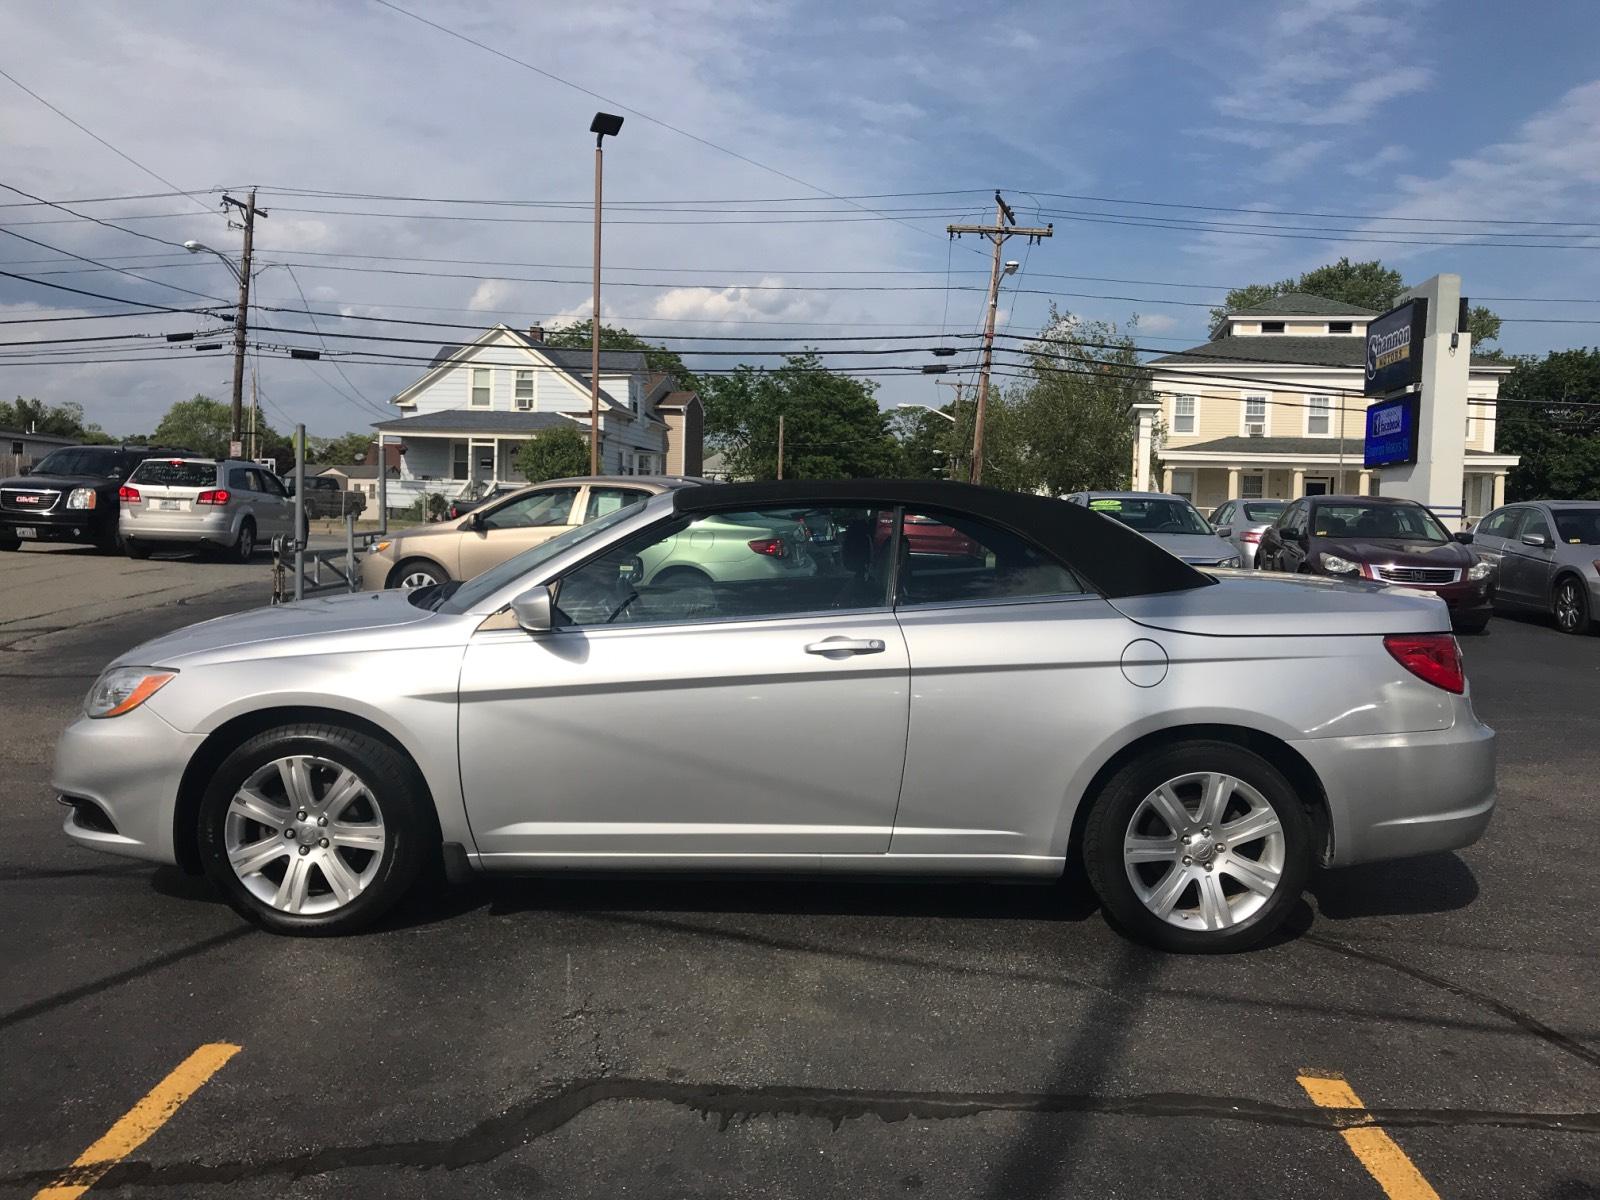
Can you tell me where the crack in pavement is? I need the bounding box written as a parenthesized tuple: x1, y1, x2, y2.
(8, 1076, 1598, 1191)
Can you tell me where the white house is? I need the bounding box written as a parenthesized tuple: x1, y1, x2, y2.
(1142, 292, 1518, 522)
(374, 324, 703, 496)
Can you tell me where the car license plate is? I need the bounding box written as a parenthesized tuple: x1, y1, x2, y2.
(15, 526, 36, 538)
(156, 499, 187, 512)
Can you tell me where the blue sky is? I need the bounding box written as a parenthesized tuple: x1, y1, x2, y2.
(2, 0, 1597, 438)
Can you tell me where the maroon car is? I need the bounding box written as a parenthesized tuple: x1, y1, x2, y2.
(1257, 495, 1494, 633)
(874, 511, 983, 558)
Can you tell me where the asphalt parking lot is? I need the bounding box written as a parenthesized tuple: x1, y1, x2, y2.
(2, 553, 1597, 1198)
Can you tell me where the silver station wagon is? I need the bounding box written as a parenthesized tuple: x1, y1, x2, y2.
(119, 457, 295, 561)
(57, 480, 1495, 952)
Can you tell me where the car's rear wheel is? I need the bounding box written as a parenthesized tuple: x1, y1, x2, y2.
(232, 519, 256, 563)
(124, 538, 152, 559)
(196, 724, 433, 935)
(1553, 576, 1591, 635)
(392, 559, 446, 590)
(1084, 740, 1312, 953)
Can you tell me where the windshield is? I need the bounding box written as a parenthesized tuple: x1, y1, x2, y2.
(1553, 508, 1600, 546)
(1241, 501, 1286, 523)
(31, 447, 121, 477)
(1088, 496, 1213, 536)
(433, 500, 655, 614)
(1313, 502, 1450, 543)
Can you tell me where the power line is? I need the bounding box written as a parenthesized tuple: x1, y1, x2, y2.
(0, 265, 232, 315)
(0, 227, 232, 304)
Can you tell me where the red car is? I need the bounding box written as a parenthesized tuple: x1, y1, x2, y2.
(875, 511, 983, 559)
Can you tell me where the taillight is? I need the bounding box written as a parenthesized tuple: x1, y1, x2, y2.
(118, 485, 140, 503)
(1384, 633, 1465, 694)
(1241, 530, 1262, 543)
(748, 537, 787, 557)
(196, 489, 230, 505)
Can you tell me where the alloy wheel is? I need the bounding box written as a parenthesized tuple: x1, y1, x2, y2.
(222, 755, 386, 915)
(1123, 771, 1287, 932)
(1555, 581, 1583, 633)
(399, 568, 441, 590)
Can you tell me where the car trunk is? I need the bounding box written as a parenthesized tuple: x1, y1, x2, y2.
(1109, 572, 1448, 637)
(126, 462, 220, 515)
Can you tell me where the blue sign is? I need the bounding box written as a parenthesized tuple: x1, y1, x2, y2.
(1364, 395, 1420, 468)
(1364, 299, 1427, 396)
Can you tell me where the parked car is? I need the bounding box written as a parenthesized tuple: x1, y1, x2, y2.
(119, 458, 295, 561)
(1469, 501, 1600, 635)
(1064, 491, 1241, 567)
(57, 480, 1494, 953)
(876, 511, 983, 559)
(445, 483, 518, 522)
(360, 475, 706, 591)
(1256, 495, 1493, 633)
(285, 474, 367, 520)
(1207, 499, 1288, 569)
(0, 444, 197, 553)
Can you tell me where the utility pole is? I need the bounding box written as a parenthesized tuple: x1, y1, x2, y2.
(249, 368, 259, 461)
(221, 190, 266, 456)
(776, 414, 785, 480)
(948, 192, 1051, 484)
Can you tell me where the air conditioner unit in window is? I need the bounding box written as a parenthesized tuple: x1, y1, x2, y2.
(1246, 422, 1265, 437)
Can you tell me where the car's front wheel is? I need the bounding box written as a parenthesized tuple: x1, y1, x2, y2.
(123, 538, 152, 559)
(391, 558, 447, 590)
(196, 723, 434, 935)
(1084, 740, 1312, 953)
(1553, 576, 1592, 636)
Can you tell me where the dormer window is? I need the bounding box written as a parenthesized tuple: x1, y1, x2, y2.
(1329, 321, 1353, 334)
(1260, 321, 1285, 334)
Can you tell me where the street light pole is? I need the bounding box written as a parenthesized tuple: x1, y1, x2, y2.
(189, 191, 266, 457)
(589, 113, 624, 476)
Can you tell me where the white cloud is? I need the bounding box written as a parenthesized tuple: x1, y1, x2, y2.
(1134, 313, 1180, 334)
(1345, 143, 1410, 178)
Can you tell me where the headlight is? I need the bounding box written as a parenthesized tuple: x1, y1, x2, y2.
(1468, 560, 1494, 581)
(85, 666, 177, 719)
(66, 487, 97, 510)
(1320, 552, 1361, 574)
(1220, 556, 1242, 568)
(373, 540, 392, 553)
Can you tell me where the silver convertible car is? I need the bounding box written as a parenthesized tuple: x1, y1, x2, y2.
(55, 480, 1496, 952)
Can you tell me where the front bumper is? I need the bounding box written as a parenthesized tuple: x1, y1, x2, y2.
(360, 547, 397, 590)
(1295, 717, 1496, 867)
(1, 509, 113, 544)
(53, 705, 204, 865)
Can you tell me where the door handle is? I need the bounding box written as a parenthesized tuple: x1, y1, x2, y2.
(804, 637, 886, 656)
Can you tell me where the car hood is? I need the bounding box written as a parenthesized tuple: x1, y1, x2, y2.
(115, 589, 447, 668)
(1316, 538, 1468, 565)
(1110, 571, 1447, 637)
(0, 472, 111, 490)
(1138, 531, 1236, 563)
(385, 515, 471, 543)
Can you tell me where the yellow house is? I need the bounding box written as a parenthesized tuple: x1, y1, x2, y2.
(1146, 292, 1518, 521)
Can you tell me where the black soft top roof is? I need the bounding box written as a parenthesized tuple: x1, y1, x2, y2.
(673, 479, 1209, 598)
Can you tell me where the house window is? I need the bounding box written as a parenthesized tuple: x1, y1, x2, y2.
(1244, 396, 1267, 435)
(452, 442, 468, 480)
(515, 370, 533, 410)
(1173, 395, 1197, 434)
(1329, 321, 1353, 334)
(1260, 321, 1285, 334)
(1242, 474, 1264, 499)
(1170, 469, 1194, 501)
(1308, 395, 1331, 436)
(470, 368, 491, 407)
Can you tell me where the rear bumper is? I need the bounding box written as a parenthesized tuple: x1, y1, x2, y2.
(1295, 717, 1496, 867)
(120, 508, 238, 544)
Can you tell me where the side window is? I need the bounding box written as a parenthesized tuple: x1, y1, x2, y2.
(1521, 509, 1553, 543)
(554, 505, 896, 628)
(585, 487, 648, 522)
(1281, 501, 1306, 537)
(1212, 502, 1233, 526)
(480, 487, 580, 531)
(256, 470, 286, 497)
(895, 511, 1084, 608)
(1477, 508, 1517, 539)
(227, 467, 254, 491)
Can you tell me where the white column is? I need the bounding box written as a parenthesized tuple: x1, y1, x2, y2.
(1359, 470, 1372, 496)
(1492, 472, 1506, 508)
(1127, 400, 1159, 492)
(1162, 466, 1174, 493)
(1226, 467, 1241, 499)
(1291, 467, 1305, 497)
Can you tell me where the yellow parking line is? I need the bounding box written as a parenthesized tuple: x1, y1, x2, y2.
(33, 1042, 240, 1200)
(1298, 1074, 1441, 1200)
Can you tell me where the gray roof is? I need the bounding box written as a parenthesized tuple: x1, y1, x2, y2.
(315, 464, 389, 479)
(424, 328, 645, 408)
(372, 409, 581, 434)
(1178, 435, 1507, 457)
(1227, 292, 1380, 318)
(1150, 334, 1504, 370)
(0, 428, 79, 445)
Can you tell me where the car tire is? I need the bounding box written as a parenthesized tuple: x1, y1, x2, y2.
(96, 528, 124, 555)
(1553, 575, 1592, 636)
(1083, 740, 1313, 954)
(196, 723, 435, 936)
(232, 519, 256, 563)
(0, 536, 18, 552)
(391, 558, 446, 590)
(124, 538, 152, 560)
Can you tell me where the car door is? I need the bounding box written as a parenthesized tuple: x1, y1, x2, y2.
(1262, 501, 1303, 571)
(886, 507, 1139, 859)
(457, 501, 911, 859)
(249, 469, 292, 537)
(226, 466, 261, 534)
(457, 485, 582, 579)
(1502, 507, 1557, 606)
(1211, 502, 1237, 552)
(1469, 507, 1520, 597)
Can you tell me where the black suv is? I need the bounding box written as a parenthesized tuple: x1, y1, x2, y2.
(0, 445, 198, 553)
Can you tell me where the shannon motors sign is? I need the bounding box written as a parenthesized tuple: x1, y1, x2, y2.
(1364, 298, 1428, 396)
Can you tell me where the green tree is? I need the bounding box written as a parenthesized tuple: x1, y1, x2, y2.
(1498, 347, 1600, 500)
(512, 426, 591, 483)
(0, 396, 109, 441)
(312, 431, 376, 465)
(543, 321, 699, 392)
(1209, 258, 1502, 348)
(700, 353, 900, 480)
(152, 395, 235, 457)
(890, 405, 956, 478)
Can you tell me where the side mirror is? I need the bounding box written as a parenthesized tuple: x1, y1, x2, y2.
(510, 584, 555, 633)
(468, 511, 485, 532)
(1453, 531, 1474, 545)
(1216, 527, 1233, 539)
(1521, 531, 1550, 548)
